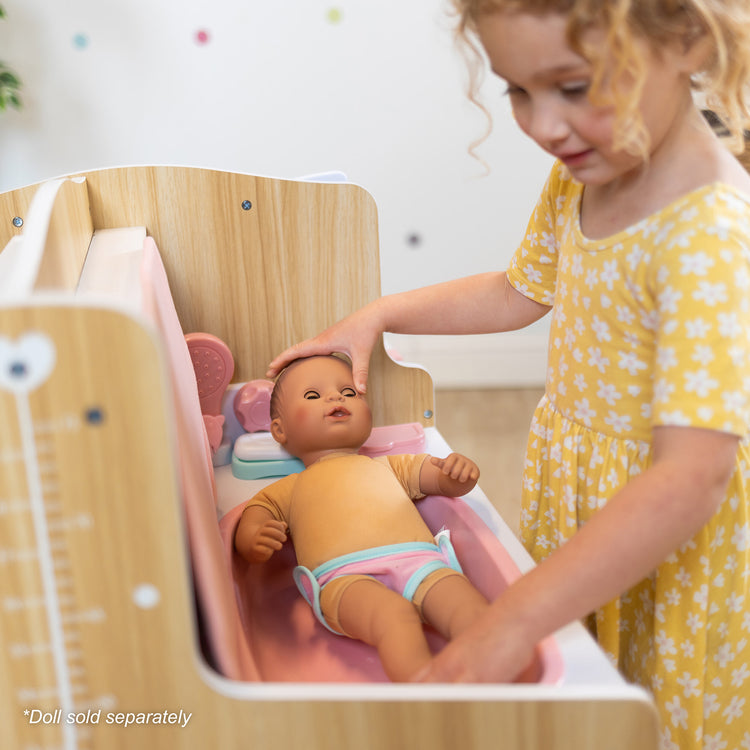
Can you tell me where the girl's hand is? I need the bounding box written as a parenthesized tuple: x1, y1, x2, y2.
(267, 302, 384, 393)
(413, 602, 536, 683)
(431, 453, 480, 485)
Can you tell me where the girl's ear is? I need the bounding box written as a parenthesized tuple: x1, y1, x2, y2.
(270, 417, 287, 445)
(679, 21, 712, 73)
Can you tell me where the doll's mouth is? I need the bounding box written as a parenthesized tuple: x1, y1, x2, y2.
(327, 407, 350, 418)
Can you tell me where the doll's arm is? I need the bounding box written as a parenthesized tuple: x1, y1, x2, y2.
(234, 505, 288, 563)
(419, 453, 480, 498)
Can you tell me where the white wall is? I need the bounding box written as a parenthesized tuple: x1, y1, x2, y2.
(0, 0, 552, 387)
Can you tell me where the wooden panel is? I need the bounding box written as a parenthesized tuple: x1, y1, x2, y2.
(0, 304, 658, 750)
(0, 167, 433, 427)
(35, 178, 93, 292)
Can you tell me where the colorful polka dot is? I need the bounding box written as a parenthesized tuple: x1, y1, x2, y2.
(195, 29, 210, 45)
(326, 8, 343, 24)
(72, 33, 89, 49)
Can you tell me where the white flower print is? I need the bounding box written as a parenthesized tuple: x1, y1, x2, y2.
(722, 694, 745, 723)
(675, 567, 692, 587)
(597, 380, 621, 406)
(656, 630, 677, 656)
(670, 229, 697, 250)
(684, 369, 719, 397)
(604, 411, 632, 433)
(585, 268, 599, 289)
(685, 317, 712, 338)
(731, 522, 750, 552)
(715, 643, 734, 669)
(601, 259, 620, 289)
(694, 280, 728, 306)
(657, 346, 679, 370)
(680, 639, 695, 658)
(677, 671, 701, 697)
(592, 315, 611, 342)
(653, 379, 676, 403)
(717, 311, 742, 338)
(694, 585, 709, 610)
(587, 347, 610, 373)
(680, 250, 714, 275)
(722, 390, 747, 414)
(666, 695, 689, 729)
(523, 264, 543, 285)
(706, 214, 732, 240)
(655, 221, 676, 244)
(731, 662, 750, 687)
(640, 309, 660, 331)
(703, 734, 728, 750)
(658, 285, 683, 314)
(574, 398, 596, 427)
(704, 692, 720, 718)
(618, 351, 648, 376)
(540, 230, 558, 252)
(726, 593, 744, 614)
(626, 243, 646, 269)
(691, 345, 714, 366)
(616, 305, 636, 326)
(571, 254, 583, 277)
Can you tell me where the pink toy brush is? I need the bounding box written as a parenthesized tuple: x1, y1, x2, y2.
(185, 332, 235, 452)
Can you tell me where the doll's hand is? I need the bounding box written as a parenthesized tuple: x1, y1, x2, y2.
(431, 453, 480, 485)
(245, 519, 288, 563)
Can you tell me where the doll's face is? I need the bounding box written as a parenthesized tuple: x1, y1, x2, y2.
(270, 356, 373, 463)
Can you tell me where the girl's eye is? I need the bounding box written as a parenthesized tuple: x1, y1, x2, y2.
(504, 84, 527, 98)
(560, 82, 589, 98)
(304, 390, 320, 400)
(342, 388, 357, 397)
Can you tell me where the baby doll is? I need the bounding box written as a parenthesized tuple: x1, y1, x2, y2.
(234, 354, 489, 681)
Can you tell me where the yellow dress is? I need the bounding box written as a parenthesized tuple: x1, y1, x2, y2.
(508, 164, 750, 750)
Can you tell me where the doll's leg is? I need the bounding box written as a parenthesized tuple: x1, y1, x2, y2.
(419, 573, 489, 640)
(334, 577, 432, 681)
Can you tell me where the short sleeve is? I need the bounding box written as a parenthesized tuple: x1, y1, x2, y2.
(506, 162, 578, 306)
(384, 453, 429, 499)
(242, 473, 297, 523)
(649, 189, 750, 436)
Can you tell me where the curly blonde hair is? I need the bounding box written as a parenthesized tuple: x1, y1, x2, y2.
(453, 0, 750, 158)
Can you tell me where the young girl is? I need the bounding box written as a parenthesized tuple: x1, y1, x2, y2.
(268, 2, 750, 747)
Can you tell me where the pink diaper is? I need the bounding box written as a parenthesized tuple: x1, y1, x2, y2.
(293, 530, 462, 634)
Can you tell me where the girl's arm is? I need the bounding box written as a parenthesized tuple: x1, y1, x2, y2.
(416, 424, 739, 682)
(268, 272, 550, 392)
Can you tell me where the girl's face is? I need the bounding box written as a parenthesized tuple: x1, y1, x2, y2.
(475, 11, 695, 187)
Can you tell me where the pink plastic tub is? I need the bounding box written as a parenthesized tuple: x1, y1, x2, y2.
(219, 493, 564, 684)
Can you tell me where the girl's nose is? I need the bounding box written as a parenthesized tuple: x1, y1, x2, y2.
(523, 100, 570, 148)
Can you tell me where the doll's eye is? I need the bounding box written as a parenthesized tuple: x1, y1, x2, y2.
(342, 388, 357, 397)
(304, 390, 320, 400)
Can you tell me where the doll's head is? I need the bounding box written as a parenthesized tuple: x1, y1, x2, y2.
(269, 355, 373, 466)
(452, 0, 750, 158)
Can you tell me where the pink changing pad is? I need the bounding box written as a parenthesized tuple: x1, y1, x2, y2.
(219, 493, 564, 683)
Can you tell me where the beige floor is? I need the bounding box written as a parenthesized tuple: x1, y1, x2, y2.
(434, 387, 544, 537)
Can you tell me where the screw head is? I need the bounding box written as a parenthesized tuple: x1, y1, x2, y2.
(241, 200, 252, 211)
(12, 216, 23, 228)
